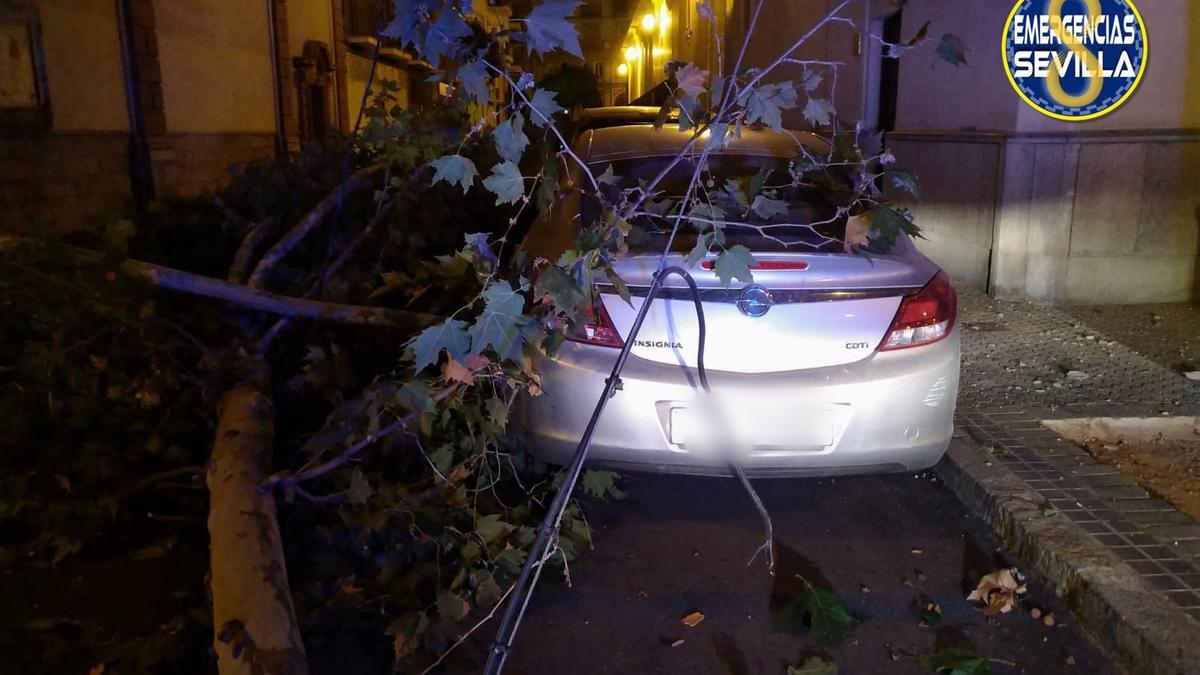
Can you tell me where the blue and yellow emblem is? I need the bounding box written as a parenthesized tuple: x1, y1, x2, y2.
(1002, 0, 1148, 121)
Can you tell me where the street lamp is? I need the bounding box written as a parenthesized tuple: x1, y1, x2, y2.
(639, 13, 657, 93)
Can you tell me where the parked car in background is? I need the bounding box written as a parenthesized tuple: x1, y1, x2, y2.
(518, 111, 959, 477)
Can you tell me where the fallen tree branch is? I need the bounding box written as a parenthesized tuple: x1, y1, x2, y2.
(228, 217, 278, 284)
(0, 235, 441, 331)
(246, 164, 384, 289)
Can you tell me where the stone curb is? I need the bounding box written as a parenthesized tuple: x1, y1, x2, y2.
(935, 436, 1200, 675)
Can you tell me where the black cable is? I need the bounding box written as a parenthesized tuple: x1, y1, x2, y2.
(483, 266, 706, 674)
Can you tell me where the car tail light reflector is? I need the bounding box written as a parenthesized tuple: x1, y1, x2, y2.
(565, 299, 624, 348)
(879, 271, 957, 351)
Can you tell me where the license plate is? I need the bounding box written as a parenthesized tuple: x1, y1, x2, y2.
(668, 404, 834, 449)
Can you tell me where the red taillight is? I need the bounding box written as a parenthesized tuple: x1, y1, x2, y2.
(565, 299, 624, 348)
(700, 260, 810, 271)
(879, 271, 957, 351)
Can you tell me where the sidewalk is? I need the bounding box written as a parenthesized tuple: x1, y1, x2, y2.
(944, 287, 1200, 674)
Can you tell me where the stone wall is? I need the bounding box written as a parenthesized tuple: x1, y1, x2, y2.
(889, 131, 1200, 304)
(150, 133, 277, 199)
(0, 133, 131, 232)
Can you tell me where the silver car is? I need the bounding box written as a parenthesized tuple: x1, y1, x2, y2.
(517, 120, 959, 477)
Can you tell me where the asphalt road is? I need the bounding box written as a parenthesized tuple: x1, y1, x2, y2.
(503, 471, 1118, 674)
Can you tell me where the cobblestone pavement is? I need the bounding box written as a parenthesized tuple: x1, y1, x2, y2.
(956, 287, 1200, 624)
(1062, 302, 1200, 374)
(958, 287, 1200, 416)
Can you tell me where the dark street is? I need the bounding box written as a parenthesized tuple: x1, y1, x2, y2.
(508, 470, 1115, 674)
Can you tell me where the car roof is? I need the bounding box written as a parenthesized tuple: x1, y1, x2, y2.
(576, 123, 827, 163)
(576, 106, 674, 132)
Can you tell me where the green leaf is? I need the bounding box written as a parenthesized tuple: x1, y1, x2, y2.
(527, 88, 565, 127)
(884, 170, 920, 198)
(936, 33, 968, 67)
(774, 582, 853, 646)
(494, 112, 530, 163)
(457, 59, 490, 104)
(468, 280, 526, 357)
(475, 514, 513, 543)
(801, 69, 823, 93)
(436, 590, 468, 622)
(738, 81, 798, 130)
(493, 547, 527, 577)
(397, 381, 435, 413)
(919, 645, 991, 675)
(431, 154, 478, 193)
(407, 319, 471, 372)
(803, 97, 836, 127)
(581, 469, 620, 499)
(686, 232, 713, 268)
(517, 0, 583, 58)
(482, 161, 525, 205)
(534, 265, 585, 313)
(751, 195, 788, 220)
(596, 164, 618, 186)
(868, 205, 920, 249)
(347, 469, 372, 505)
(423, 6, 472, 66)
(712, 245, 755, 286)
(788, 656, 839, 675)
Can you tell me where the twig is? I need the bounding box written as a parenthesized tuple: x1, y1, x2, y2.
(419, 583, 516, 675)
(245, 163, 384, 289)
(260, 385, 458, 491)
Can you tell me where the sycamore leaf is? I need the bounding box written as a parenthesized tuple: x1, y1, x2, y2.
(686, 232, 713, 268)
(884, 169, 920, 198)
(381, 0, 438, 48)
(936, 33, 968, 67)
(347, 469, 372, 505)
(527, 88, 565, 127)
(774, 582, 853, 646)
(675, 64, 708, 99)
(482, 161, 525, 205)
(436, 591, 469, 622)
(919, 645, 991, 675)
(422, 6, 472, 65)
(581, 469, 621, 499)
(712, 245, 754, 286)
(843, 214, 871, 253)
(517, 0, 583, 58)
(493, 547, 527, 577)
(431, 154, 478, 193)
(868, 205, 920, 249)
(803, 97, 836, 127)
(681, 611, 705, 627)
(596, 164, 618, 186)
(751, 194, 789, 220)
(407, 319, 471, 372)
(475, 514, 513, 543)
(801, 69, 823, 93)
(788, 656, 838, 675)
(534, 265, 585, 313)
(493, 112, 530, 163)
(397, 381, 435, 413)
(457, 59, 490, 103)
(966, 567, 1027, 616)
(468, 280, 526, 356)
(738, 81, 798, 130)
(443, 358, 474, 385)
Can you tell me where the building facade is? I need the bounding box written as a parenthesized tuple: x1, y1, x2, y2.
(0, 0, 433, 232)
(722, 0, 1199, 304)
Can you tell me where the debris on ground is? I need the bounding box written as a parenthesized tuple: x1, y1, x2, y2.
(680, 611, 704, 627)
(967, 567, 1028, 615)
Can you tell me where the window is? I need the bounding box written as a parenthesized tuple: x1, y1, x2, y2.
(0, 4, 50, 130)
(294, 41, 333, 141)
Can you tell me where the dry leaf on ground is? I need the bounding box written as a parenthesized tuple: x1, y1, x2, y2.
(681, 611, 705, 627)
(966, 567, 1027, 615)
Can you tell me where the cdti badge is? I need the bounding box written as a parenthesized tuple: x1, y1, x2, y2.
(1002, 0, 1148, 121)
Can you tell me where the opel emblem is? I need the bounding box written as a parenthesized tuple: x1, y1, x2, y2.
(737, 285, 773, 317)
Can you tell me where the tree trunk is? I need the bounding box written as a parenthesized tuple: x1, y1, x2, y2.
(208, 383, 309, 675)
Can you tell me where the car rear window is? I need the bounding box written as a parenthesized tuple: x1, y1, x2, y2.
(585, 154, 847, 254)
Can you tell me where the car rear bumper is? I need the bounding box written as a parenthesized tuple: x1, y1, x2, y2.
(515, 328, 960, 477)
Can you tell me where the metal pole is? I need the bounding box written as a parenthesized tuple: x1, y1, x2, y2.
(483, 267, 707, 674)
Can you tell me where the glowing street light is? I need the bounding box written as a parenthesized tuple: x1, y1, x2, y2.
(616, 63, 629, 77)
(640, 13, 656, 33)
(623, 45, 640, 62)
